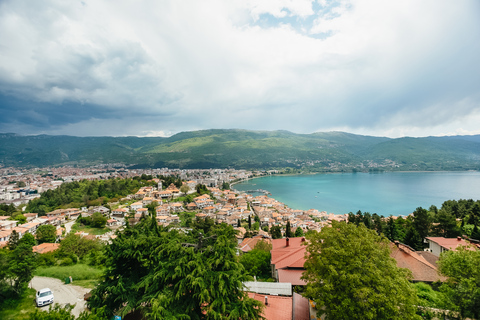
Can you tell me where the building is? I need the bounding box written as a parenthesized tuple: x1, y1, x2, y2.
(425, 236, 477, 257)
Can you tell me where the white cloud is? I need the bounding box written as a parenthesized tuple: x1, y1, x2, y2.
(0, 0, 479, 137)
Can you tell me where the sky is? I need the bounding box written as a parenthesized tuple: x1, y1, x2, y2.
(0, 0, 479, 138)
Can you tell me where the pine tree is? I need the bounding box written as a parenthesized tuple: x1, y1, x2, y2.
(286, 221, 293, 237)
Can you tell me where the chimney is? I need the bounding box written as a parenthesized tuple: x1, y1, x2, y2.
(394, 240, 399, 246)
(286, 238, 289, 247)
(457, 236, 462, 241)
(265, 296, 268, 306)
(301, 237, 306, 242)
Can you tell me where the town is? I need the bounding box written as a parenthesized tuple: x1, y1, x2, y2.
(2, 165, 480, 319)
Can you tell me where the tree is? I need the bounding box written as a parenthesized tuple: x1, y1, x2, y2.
(285, 221, 293, 238)
(180, 184, 190, 195)
(438, 246, 480, 319)
(248, 215, 252, 229)
(433, 210, 460, 238)
(471, 224, 480, 240)
(269, 226, 282, 239)
(91, 212, 107, 228)
(239, 240, 272, 279)
(302, 221, 419, 320)
(9, 235, 37, 294)
(89, 218, 263, 319)
(36, 225, 57, 244)
(59, 233, 103, 260)
(28, 304, 107, 320)
(221, 181, 230, 190)
(7, 230, 20, 251)
(294, 227, 304, 237)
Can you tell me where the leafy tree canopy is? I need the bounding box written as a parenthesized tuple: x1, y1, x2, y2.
(36, 224, 57, 244)
(88, 217, 264, 319)
(302, 221, 419, 320)
(438, 246, 480, 319)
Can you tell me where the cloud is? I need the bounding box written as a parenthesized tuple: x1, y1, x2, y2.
(0, 0, 479, 137)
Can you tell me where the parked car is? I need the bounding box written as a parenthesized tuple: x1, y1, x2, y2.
(36, 288, 54, 307)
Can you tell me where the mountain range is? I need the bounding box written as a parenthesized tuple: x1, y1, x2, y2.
(1, 130, 480, 171)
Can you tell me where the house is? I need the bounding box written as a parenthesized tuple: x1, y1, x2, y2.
(112, 208, 128, 218)
(0, 229, 12, 243)
(106, 219, 117, 227)
(157, 190, 173, 199)
(33, 243, 60, 254)
(130, 202, 143, 211)
(239, 235, 272, 253)
(0, 219, 17, 230)
(169, 202, 184, 213)
(425, 236, 477, 257)
(142, 197, 154, 206)
(247, 292, 310, 320)
(390, 242, 446, 282)
(271, 237, 308, 286)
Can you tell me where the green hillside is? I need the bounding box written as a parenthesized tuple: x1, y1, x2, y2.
(1, 130, 480, 171)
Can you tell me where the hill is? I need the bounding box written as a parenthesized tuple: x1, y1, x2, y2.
(1, 130, 479, 171)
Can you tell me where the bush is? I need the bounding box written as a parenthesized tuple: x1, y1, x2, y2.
(36, 252, 57, 267)
(60, 258, 74, 266)
(35, 264, 103, 281)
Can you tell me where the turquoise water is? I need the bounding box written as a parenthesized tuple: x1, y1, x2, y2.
(233, 171, 480, 216)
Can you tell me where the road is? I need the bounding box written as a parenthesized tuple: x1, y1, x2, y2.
(64, 220, 76, 234)
(30, 276, 90, 318)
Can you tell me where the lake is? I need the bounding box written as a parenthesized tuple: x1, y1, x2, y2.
(233, 171, 480, 216)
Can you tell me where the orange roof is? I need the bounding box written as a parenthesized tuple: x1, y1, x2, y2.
(390, 242, 446, 282)
(426, 237, 477, 251)
(277, 269, 307, 285)
(33, 243, 60, 254)
(246, 292, 310, 320)
(239, 236, 272, 253)
(271, 237, 307, 270)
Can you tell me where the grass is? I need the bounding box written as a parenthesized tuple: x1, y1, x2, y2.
(71, 222, 111, 235)
(0, 288, 37, 320)
(35, 264, 104, 286)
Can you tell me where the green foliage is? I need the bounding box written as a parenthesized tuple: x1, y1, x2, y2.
(269, 226, 282, 239)
(0, 204, 17, 216)
(35, 264, 103, 282)
(36, 225, 57, 244)
(89, 218, 264, 319)
(27, 303, 107, 320)
(413, 282, 447, 309)
(179, 184, 190, 194)
(303, 221, 419, 320)
(239, 249, 271, 279)
(26, 178, 150, 215)
(438, 246, 480, 319)
(221, 181, 230, 190)
(294, 227, 304, 237)
(178, 211, 196, 227)
(285, 221, 293, 238)
(0, 236, 37, 298)
(0, 288, 36, 320)
(4, 130, 480, 170)
(11, 213, 26, 224)
(58, 233, 103, 260)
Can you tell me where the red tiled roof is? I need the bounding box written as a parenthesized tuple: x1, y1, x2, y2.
(426, 237, 477, 251)
(293, 292, 310, 320)
(390, 243, 446, 282)
(247, 293, 292, 320)
(271, 238, 307, 269)
(277, 269, 307, 286)
(238, 236, 272, 253)
(32, 243, 60, 254)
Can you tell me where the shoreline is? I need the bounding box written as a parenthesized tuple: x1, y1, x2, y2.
(230, 171, 480, 217)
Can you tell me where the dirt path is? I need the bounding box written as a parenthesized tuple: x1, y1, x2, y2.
(30, 276, 90, 318)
